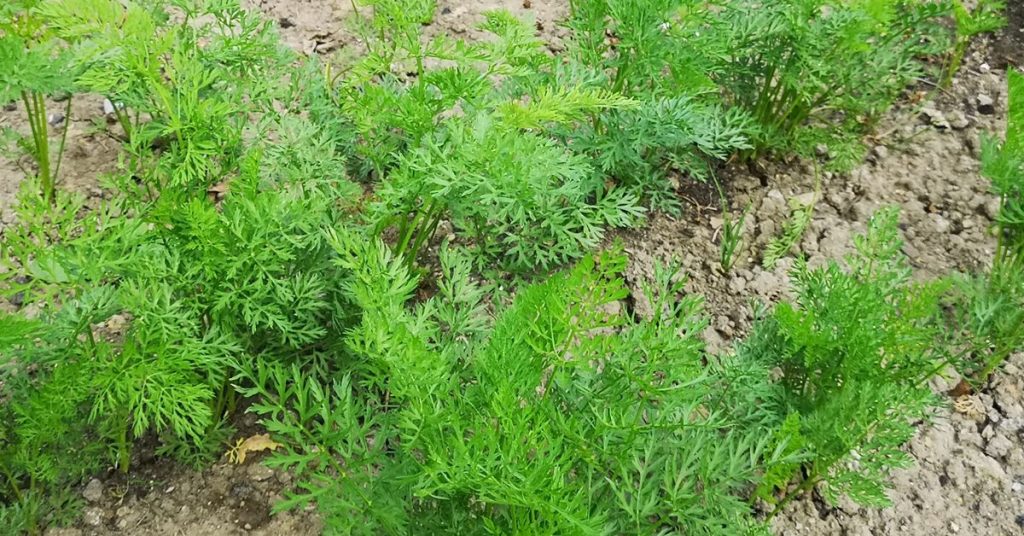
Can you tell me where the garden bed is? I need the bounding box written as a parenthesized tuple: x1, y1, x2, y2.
(1, 0, 1021, 534)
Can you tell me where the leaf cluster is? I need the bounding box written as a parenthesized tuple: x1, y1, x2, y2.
(0, 0, 81, 201)
(0, 1, 995, 533)
(322, 6, 647, 271)
(700, 0, 953, 169)
(942, 0, 1006, 87)
(740, 208, 946, 508)
(41, 0, 290, 190)
(562, 0, 753, 211)
(0, 1, 364, 529)
(243, 238, 791, 534)
(950, 68, 1024, 384)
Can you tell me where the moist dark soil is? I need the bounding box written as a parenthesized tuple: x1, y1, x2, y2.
(992, 0, 1024, 69)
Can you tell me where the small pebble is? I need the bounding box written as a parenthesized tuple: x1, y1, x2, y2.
(247, 464, 275, 482)
(83, 478, 104, 503)
(948, 110, 969, 130)
(3, 102, 15, 112)
(983, 198, 1001, 220)
(83, 507, 104, 527)
(977, 94, 996, 115)
(48, 112, 65, 126)
(102, 99, 125, 117)
(922, 107, 950, 129)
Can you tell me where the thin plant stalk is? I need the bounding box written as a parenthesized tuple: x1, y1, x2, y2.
(21, 90, 54, 203)
(52, 98, 72, 181)
(18, 91, 72, 204)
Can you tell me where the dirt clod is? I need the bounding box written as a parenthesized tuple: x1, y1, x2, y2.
(82, 478, 104, 503)
(977, 93, 996, 115)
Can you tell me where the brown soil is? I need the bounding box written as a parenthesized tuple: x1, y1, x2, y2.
(0, 1, 1018, 535)
(0, 94, 120, 228)
(991, 0, 1024, 70)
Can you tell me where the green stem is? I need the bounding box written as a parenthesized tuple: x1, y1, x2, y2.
(212, 381, 238, 422)
(52, 97, 73, 187)
(993, 198, 1007, 267)
(612, 49, 634, 95)
(33, 92, 53, 204)
(407, 207, 444, 266)
(396, 199, 442, 264)
(943, 43, 966, 89)
(21, 91, 53, 203)
(112, 101, 133, 142)
(766, 474, 821, 521)
(1, 464, 23, 502)
(394, 210, 421, 260)
(118, 415, 131, 474)
(752, 54, 782, 118)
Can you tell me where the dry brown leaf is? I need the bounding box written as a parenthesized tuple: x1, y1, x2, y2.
(947, 379, 973, 398)
(952, 395, 985, 421)
(227, 433, 282, 464)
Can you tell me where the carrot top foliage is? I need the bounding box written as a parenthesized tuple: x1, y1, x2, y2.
(0, 0, 1010, 534)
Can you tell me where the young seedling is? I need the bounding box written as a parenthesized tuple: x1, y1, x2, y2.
(719, 202, 752, 272)
(950, 68, 1024, 385)
(747, 208, 947, 512)
(986, 70, 1024, 266)
(942, 0, 1006, 88)
(334, 5, 643, 271)
(763, 170, 820, 270)
(564, 0, 753, 212)
(703, 0, 951, 169)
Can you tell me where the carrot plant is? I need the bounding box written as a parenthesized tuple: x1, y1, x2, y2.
(240, 237, 791, 534)
(41, 0, 290, 193)
(564, 0, 753, 211)
(0, 312, 106, 535)
(0, 135, 359, 535)
(326, 3, 644, 271)
(0, 1, 78, 203)
(985, 70, 1024, 283)
(0, 1, 364, 531)
(948, 69, 1024, 385)
(744, 208, 947, 511)
(702, 0, 951, 169)
(719, 202, 751, 272)
(942, 0, 1006, 87)
(763, 175, 820, 269)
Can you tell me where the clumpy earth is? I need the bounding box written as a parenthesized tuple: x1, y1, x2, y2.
(0, 1, 1019, 534)
(46, 460, 320, 536)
